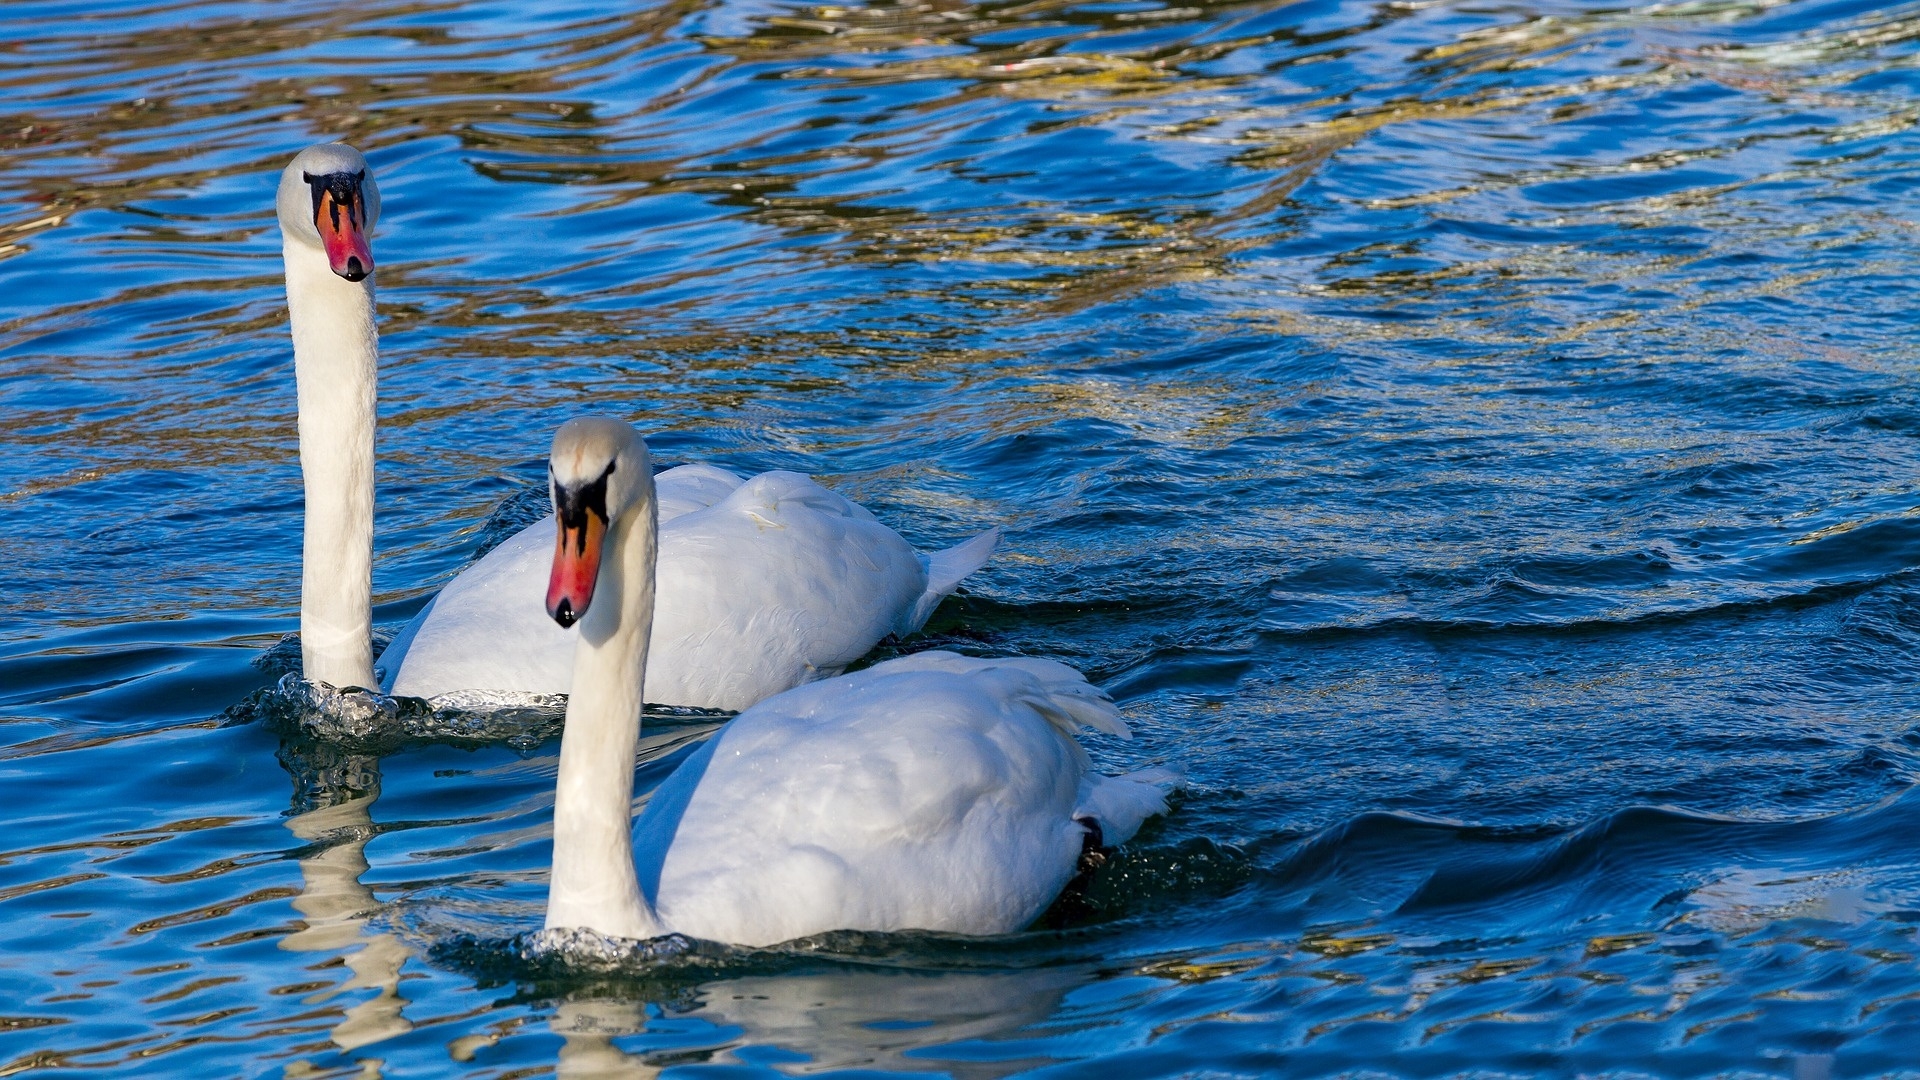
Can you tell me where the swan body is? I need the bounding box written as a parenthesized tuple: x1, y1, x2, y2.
(277, 143, 995, 709)
(633, 651, 1176, 944)
(541, 418, 1175, 947)
(379, 470, 998, 711)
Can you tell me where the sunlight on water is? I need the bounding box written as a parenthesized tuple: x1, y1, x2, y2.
(3, 0, 1920, 1074)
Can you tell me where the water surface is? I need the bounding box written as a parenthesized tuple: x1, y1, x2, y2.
(4, 0, 1920, 1074)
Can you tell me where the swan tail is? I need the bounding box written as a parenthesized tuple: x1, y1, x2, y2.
(900, 527, 1001, 635)
(1077, 767, 1181, 847)
(964, 653, 1130, 739)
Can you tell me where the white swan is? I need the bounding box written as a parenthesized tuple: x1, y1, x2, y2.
(541, 417, 1175, 946)
(277, 142, 996, 709)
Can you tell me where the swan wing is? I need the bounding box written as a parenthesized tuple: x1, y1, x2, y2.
(642, 472, 929, 710)
(654, 463, 744, 521)
(637, 652, 1143, 946)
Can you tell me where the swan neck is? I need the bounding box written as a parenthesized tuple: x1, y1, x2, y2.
(285, 241, 379, 691)
(547, 479, 663, 940)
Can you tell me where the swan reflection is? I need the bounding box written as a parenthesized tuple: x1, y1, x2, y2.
(542, 964, 1085, 1076)
(277, 741, 414, 1057)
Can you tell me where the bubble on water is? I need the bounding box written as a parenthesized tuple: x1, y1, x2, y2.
(273, 672, 412, 742)
(514, 927, 699, 967)
(238, 671, 568, 749)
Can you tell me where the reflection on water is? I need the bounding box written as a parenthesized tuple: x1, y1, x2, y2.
(548, 1000, 658, 1080)
(5, 0, 1920, 1072)
(527, 966, 1079, 1078)
(277, 746, 414, 1059)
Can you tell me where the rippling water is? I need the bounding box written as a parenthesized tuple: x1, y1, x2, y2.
(5, 0, 1920, 1073)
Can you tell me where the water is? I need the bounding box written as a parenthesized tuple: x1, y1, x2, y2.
(4, 0, 1920, 1073)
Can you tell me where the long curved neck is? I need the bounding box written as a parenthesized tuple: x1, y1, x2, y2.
(547, 480, 664, 940)
(285, 241, 379, 691)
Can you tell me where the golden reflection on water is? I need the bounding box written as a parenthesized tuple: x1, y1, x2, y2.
(0, 0, 1896, 299)
(280, 780, 414, 1056)
(0, 0, 1908, 467)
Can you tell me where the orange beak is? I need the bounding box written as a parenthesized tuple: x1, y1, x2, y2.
(314, 186, 374, 282)
(547, 507, 606, 628)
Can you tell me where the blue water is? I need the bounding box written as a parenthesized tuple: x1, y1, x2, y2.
(5, 0, 1920, 1074)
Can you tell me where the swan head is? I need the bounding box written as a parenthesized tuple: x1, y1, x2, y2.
(546, 417, 654, 629)
(277, 142, 381, 283)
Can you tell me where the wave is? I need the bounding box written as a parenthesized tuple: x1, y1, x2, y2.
(1261, 791, 1920, 938)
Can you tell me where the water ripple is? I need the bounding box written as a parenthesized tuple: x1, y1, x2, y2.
(5, 0, 1920, 1072)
